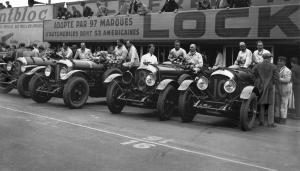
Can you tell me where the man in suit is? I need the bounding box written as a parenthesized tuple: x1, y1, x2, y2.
(275, 56, 292, 124)
(252, 53, 278, 127)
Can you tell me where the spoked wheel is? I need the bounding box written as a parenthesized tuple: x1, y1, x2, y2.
(0, 73, 13, 94)
(178, 90, 197, 122)
(240, 93, 258, 131)
(63, 77, 89, 109)
(157, 85, 177, 121)
(17, 73, 32, 98)
(106, 81, 125, 114)
(29, 74, 52, 103)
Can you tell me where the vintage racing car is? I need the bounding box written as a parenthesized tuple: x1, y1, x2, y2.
(178, 68, 259, 131)
(29, 57, 122, 109)
(104, 62, 195, 120)
(0, 56, 54, 97)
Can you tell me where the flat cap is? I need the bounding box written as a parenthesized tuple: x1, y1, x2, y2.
(262, 52, 272, 59)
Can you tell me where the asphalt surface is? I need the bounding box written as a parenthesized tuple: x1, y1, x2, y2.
(0, 90, 299, 171)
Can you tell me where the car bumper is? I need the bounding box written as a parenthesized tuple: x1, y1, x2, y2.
(193, 100, 241, 118)
(117, 91, 157, 108)
(35, 79, 64, 97)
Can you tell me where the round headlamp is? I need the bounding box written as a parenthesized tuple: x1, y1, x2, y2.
(20, 65, 26, 72)
(145, 74, 156, 87)
(224, 80, 236, 93)
(6, 62, 12, 71)
(197, 76, 209, 90)
(60, 67, 68, 78)
(45, 65, 52, 77)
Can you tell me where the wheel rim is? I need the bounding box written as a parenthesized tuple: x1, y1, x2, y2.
(34, 78, 49, 98)
(71, 82, 86, 103)
(247, 97, 257, 127)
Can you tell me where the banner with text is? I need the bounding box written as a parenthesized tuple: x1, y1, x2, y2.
(0, 5, 54, 46)
(44, 4, 300, 42)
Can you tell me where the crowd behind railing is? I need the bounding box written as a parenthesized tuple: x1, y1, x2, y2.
(0, 0, 252, 18)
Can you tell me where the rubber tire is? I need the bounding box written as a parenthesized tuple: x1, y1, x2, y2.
(63, 77, 90, 109)
(103, 68, 122, 81)
(17, 73, 32, 98)
(157, 84, 177, 121)
(29, 74, 52, 103)
(177, 74, 191, 85)
(106, 81, 125, 114)
(0, 73, 13, 94)
(178, 90, 196, 122)
(240, 93, 258, 131)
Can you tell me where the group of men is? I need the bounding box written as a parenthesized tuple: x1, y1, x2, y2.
(231, 41, 298, 127)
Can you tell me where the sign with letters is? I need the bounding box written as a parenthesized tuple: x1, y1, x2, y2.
(0, 5, 54, 46)
(44, 4, 300, 42)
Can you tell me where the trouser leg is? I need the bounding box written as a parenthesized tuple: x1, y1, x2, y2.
(259, 104, 265, 124)
(280, 95, 290, 119)
(274, 90, 281, 118)
(268, 88, 275, 124)
(294, 87, 300, 118)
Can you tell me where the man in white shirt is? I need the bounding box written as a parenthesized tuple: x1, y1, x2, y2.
(114, 39, 128, 63)
(32, 43, 39, 57)
(212, 48, 225, 69)
(58, 43, 73, 59)
(140, 44, 158, 68)
(186, 44, 203, 72)
(74, 43, 93, 60)
(252, 40, 271, 65)
(168, 40, 187, 63)
(230, 42, 252, 69)
(123, 40, 139, 68)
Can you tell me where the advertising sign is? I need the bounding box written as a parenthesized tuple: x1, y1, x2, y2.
(0, 5, 54, 46)
(44, 4, 300, 42)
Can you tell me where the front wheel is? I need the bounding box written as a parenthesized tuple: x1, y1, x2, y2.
(106, 81, 125, 114)
(17, 73, 32, 98)
(29, 74, 52, 103)
(157, 85, 177, 121)
(0, 73, 13, 94)
(178, 90, 196, 122)
(240, 93, 258, 131)
(63, 77, 90, 109)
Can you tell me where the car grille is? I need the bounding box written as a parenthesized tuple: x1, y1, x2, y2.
(207, 75, 229, 101)
(135, 69, 151, 92)
(12, 61, 22, 77)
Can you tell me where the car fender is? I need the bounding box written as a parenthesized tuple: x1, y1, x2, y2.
(240, 86, 258, 99)
(156, 79, 177, 91)
(61, 70, 87, 81)
(104, 73, 122, 84)
(26, 66, 46, 76)
(178, 80, 194, 91)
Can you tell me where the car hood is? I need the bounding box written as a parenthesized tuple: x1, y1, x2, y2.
(72, 60, 104, 70)
(17, 57, 54, 66)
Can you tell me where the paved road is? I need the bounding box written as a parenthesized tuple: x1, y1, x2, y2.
(0, 90, 299, 171)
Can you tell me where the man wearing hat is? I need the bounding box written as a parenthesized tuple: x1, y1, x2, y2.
(252, 53, 278, 127)
(275, 56, 292, 124)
